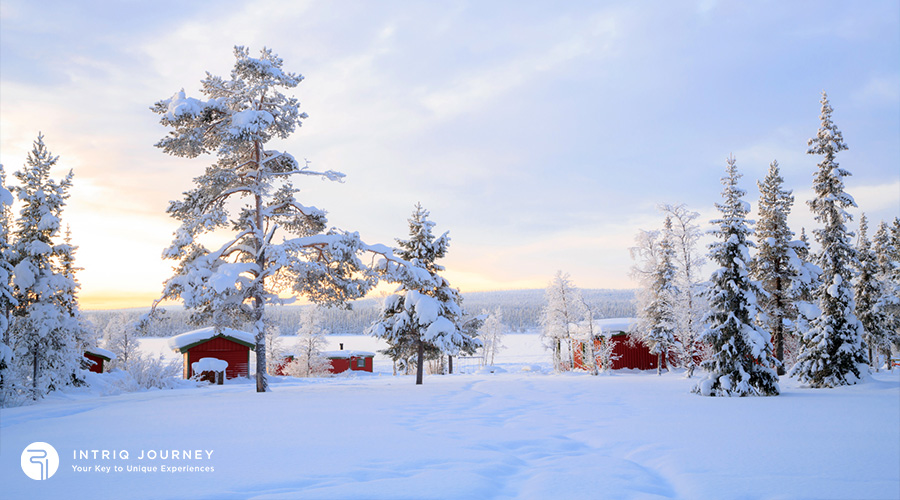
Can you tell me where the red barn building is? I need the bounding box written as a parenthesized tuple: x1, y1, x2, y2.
(83, 347, 116, 373)
(323, 350, 374, 374)
(169, 327, 255, 380)
(573, 318, 664, 371)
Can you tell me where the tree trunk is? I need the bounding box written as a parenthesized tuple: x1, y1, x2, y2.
(448, 355, 453, 375)
(253, 289, 267, 392)
(32, 349, 39, 400)
(774, 275, 786, 375)
(657, 351, 663, 376)
(416, 338, 424, 385)
(252, 140, 268, 393)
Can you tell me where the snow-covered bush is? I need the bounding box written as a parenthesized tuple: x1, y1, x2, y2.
(124, 353, 183, 390)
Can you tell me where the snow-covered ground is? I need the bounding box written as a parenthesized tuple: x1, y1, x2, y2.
(2, 334, 898, 499)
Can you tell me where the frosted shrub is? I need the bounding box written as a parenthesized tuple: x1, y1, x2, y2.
(597, 337, 620, 373)
(285, 355, 331, 378)
(125, 353, 182, 389)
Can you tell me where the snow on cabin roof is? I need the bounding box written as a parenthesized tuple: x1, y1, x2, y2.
(168, 327, 255, 353)
(85, 346, 117, 360)
(322, 350, 375, 359)
(597, 318, 637, 335)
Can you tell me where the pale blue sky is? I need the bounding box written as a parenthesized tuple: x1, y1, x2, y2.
(1, 0, 898, 308)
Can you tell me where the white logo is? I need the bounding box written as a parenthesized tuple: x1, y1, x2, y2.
(21, 442, 59, 480)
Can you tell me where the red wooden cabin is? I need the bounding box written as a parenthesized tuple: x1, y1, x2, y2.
(323, 350, 374, 374)
(83, 347, 116, 373)
(574, 334, 664, 371)
(572, 318, 665, 371)
(168, 327, 255, 380)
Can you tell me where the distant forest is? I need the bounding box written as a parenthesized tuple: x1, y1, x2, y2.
(85, 289, 636, 337)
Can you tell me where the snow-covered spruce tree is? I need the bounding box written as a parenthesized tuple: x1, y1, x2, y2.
(694, 155, 779, 397)
(369, 204, 479, 385)
(659, 203, 706, 377)
(790, 92, 868, 387)
(151, 47, 419, 392)
(8, 134, 84, 400)
(0, 167, 18, 405)
(781, 229, 822, 369)
(540, 271, 583, 372)
(753, 160, 802, 375)
(853, 214, 886, 367)
(869, 220, 900, 366)
(478, 307, 505, 367)
(633, 217, 678, 375)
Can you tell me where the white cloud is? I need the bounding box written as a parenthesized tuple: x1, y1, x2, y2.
(852, 74, 900, 106)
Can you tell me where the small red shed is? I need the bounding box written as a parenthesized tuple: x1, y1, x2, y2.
(168, 327, 255, 380)
(573, 318, 664, 371)
(323, 350, 374, 374)
(84, 347, 117, 373)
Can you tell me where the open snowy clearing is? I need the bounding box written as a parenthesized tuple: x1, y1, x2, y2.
(2, 335, 898, 500)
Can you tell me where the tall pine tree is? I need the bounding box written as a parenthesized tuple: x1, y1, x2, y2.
(8, 135, 83, 400)
(151, 47, 423, 392)
(0, 167, 16, 404)
(659, 203, 706, 377)
(791, 92, 868, 387)
(853, 214, 885, 367)
(871, 220, 900, 365)
(754, 160, 800, 375)
(694, 155, 779, 397)
(369, 204, 478, 385)
(638, 215, 678, 375)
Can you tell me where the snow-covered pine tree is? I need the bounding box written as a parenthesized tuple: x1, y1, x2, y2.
(871, 220, 900, 366)
(478, 307, 505, 367)
(853, 214, 886, 367)
(540, 271, 583, 372)
(369, 204, 478, 385)
(151, 47, 421, 392)
(659, 203, 706, 377)
(753, 160, 801, 375)
(791, 92, 868, 387)
(8, 134, 83, 400)
(784, 228, 821, 369)
(694, 155, 779, 397)
(0, 167, 17, 405)
(635, 216, 678, 375)
(0, 167, 13, 340)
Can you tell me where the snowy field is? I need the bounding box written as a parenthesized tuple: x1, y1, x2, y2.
(2, 334, 898, 500)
